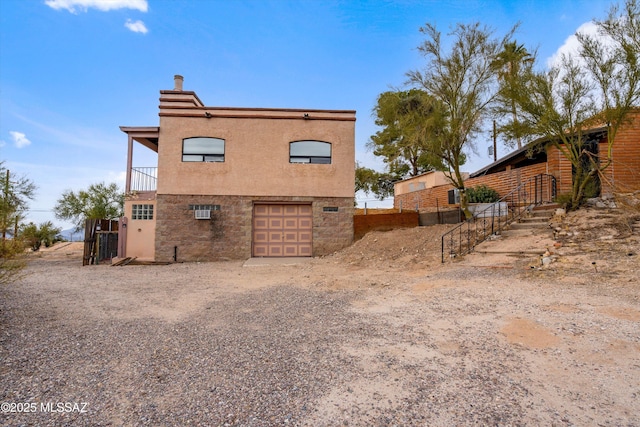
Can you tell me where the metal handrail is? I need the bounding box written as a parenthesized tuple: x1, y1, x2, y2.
(130, 167, 157, 192)
(441, 174, 556, 262)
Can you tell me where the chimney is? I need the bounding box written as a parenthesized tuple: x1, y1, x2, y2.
(173, 74, 184, 91)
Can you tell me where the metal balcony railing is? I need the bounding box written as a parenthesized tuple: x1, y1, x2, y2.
(441, 174, 556, 263)
(130, 167, 157, 192)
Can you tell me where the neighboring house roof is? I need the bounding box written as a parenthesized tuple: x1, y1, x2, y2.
(470, 125, 608, 178)
(393, 170, 470, 196)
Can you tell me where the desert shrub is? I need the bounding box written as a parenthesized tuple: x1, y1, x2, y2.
(19, 221, 61, 252)
(466, 185, 500, 203)
(0, 239, 27, 285)
(555, 193, 572, 208)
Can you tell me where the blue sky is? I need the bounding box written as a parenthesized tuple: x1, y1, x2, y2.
(0, 0, 612, 229)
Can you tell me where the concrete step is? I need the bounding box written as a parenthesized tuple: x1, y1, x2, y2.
(466, 202, 560, 257)
(530, 210, 555, 218)
(471, 203, 559, 257)
(509, 221, 550, 230)
(520, 216, 550, 223)
(474, 248, 547, 256)
(475, 227, 555, 258)
(501, 227, 553, 236)
(500, 228, 537, 237)
(532, 203, 562, 211)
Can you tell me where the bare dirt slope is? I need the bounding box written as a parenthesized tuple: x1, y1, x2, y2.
(1, 207, 638, 426)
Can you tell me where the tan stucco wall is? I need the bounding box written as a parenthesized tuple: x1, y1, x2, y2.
(156, 114, 355, 198)
(394, 171, 468, 196)
(123, 200, 156, 261)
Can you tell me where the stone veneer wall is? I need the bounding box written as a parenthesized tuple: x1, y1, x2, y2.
(155, 194, 354, 262)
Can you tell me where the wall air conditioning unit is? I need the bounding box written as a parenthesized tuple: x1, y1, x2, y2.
(194, 209, 211, 220)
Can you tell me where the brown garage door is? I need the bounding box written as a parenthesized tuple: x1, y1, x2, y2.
(253, 204, 312, 257)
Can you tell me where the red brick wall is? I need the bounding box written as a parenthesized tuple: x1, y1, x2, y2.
(466, 163, 548, 195)
(395, 112, 640, 209)
(602, 113, 640, 194)
(394, 163, 548, 210)
(394, 185, 452, 210)
(546, 145, 573, 195)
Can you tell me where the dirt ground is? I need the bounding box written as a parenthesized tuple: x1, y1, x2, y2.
(1, 206, 639, 426)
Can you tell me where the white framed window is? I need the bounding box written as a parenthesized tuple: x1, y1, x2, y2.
(290, 140, 331, 164)
(132, 204, 154, 220)
(182, 137, 225, 162)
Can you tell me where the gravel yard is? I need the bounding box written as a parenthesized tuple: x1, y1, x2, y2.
(1, 207, 639, 426)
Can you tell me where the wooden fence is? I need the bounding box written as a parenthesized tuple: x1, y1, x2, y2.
(354, 211, 419, 240)
(83, 219, 119, 266)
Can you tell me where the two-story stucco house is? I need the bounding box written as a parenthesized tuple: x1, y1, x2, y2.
(119, 75, 356, 262)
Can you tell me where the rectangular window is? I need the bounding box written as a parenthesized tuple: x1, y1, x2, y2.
(408, 182, 426, 192)
(447, 189, 460, 204)
(290, 140, 331, 164)
(182, 137, 225, 162)
(323, 206, 339, 212)
(132, 204, 154, 220)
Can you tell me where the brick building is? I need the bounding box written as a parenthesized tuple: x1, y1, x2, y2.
(394, 111, 640, 210)
(119, 76, 356, 262)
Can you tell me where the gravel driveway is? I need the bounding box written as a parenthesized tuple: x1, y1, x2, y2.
(2, 213, 639, 426)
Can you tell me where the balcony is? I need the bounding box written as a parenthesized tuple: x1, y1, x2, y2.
(130, 167, 157, 192)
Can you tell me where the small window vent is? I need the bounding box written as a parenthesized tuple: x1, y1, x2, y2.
(195, 209, 211, 220)
(189, 204, 220, 211)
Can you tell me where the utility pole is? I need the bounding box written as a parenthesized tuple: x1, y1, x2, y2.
(493, 121, 498, 162)
(2, 169, 9, 243)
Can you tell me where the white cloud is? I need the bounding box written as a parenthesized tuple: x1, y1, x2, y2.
(45, 0, 148, 13)
(107, 170, 127, 186)
(12, 112, 119, 150)
(9, 131, 32, 148)
(0, 140, 5, 148)
(125, 19, 148, 34)
(546, 21, 598, 69)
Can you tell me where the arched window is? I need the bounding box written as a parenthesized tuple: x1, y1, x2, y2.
(182, 137, 225, 162)
(289, 140, 331, 164)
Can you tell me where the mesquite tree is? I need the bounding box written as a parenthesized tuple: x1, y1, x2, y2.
(54, 182, 124, 231)
(407, 22, 515, 217)
(495, 0, 640, 209)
